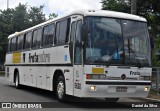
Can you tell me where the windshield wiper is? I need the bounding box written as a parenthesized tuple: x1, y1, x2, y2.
(127, 39, 142, 68)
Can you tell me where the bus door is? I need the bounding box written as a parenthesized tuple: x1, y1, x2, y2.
(71, 15, 83, 96)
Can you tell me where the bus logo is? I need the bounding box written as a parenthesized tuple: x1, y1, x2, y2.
(121, 74, 126, 80)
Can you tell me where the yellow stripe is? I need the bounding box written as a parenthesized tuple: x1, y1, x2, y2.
(92, 68, 104, 74)
(13, 52, 21, 63)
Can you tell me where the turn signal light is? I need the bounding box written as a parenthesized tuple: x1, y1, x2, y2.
(86, 74, 92, 79)
(86, 74, 106, 79)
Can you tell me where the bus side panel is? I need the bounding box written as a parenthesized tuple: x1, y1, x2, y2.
(63, 67, 74, 96)
(5, 53, 14, 83)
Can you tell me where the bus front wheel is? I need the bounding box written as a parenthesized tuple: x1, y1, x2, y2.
(56, 76, 67, 102)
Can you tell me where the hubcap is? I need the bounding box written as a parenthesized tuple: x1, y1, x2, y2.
(57, 81, 64, 99)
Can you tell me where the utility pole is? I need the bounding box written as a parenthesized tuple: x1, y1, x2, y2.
(7, 0, 9, 9)
(131, 0, 137, 15)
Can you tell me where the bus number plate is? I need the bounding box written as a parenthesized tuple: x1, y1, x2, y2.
(116, 87, 127, 92)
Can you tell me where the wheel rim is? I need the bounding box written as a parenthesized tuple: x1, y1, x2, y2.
(15, 75, 18, 87)
(57, 81, 64, 99)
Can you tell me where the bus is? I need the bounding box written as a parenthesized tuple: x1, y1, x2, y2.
(5, 10, 152, 102)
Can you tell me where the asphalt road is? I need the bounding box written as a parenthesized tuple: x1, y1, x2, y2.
(0, 76, 159, 111)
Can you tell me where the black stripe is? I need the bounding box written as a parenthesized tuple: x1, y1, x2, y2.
(86, 81, 151, 85)
(5, 64, 73, 67)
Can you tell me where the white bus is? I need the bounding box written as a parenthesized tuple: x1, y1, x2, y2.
(5, 10, 152, 102)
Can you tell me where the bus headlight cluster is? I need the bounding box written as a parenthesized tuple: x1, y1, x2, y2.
(86, 74, 106, 80)
(139, 76, 151, 80)
(90, 86, 96, 91)
(144, 87, 149, 91)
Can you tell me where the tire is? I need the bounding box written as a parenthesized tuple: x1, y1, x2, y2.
(15, 72, 21, 89)
(105, 98, 119, 102)
(55, 76, 67, 102)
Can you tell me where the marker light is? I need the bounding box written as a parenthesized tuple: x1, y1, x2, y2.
(144, 87, 149, 91)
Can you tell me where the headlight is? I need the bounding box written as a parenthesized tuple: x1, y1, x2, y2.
(86, 74, 106, 80)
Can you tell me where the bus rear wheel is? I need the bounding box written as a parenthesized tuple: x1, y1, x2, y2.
(15, 72, 21, 89)
(105, 98, 119, 102)
(55, 76, 67, 102)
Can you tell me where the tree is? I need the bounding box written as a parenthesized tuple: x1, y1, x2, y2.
(48, 13, 58, 20)
(28, 5, 46, 26)
(0, 3, 47, 63)
(12, 3, 29, 32)
(101, 0, 130, 13)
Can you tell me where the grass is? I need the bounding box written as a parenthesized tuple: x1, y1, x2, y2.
(150, 89, 160, 95)
(0, 71, 5, 76)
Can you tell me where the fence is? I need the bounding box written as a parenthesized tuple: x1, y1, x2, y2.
(151, 67, 160, 95)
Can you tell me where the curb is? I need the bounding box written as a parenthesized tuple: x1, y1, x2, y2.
(143, 97, 160, 102)
(131, 97, 160, 102)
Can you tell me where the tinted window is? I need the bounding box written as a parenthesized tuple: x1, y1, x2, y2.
(37, 28, 42, 47)
(70, 21, 76, 43)
(25, 32, 32, 49)
(10, 37, 17, 52)
(42, 24, 55, 46)
(75, 20, 82, 64)
(70, 21, 76, 63)
(56, 18, 70, 44)
(7, 39, 11, 53)
(17, 35, 24, 51)
(32, 30, 38, 48)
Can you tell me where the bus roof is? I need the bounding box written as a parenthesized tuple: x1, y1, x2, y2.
(8, 9, 147, 39)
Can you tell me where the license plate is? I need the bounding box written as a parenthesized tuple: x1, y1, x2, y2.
(116, 87, 127, 92)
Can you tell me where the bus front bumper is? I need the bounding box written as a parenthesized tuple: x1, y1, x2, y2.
(81, 81, 151, 98)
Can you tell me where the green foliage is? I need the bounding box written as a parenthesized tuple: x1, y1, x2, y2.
(101, 0, 130, 13)
(0, 71, 5, 76)
(28, 5, 46, 26)
(49, 13, 58, 20)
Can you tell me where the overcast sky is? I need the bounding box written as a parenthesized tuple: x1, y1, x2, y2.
(0, 0, 102, 16)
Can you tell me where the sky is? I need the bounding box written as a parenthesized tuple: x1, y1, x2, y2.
(0, 0, 102, 17)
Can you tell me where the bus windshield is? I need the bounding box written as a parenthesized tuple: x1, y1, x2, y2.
(84, 16, 151, 67)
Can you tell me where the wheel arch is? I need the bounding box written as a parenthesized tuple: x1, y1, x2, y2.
(13, 68, 19, 83)
(52, 69, 65, 91)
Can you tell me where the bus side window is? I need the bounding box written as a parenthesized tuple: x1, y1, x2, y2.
(15, 37, 18, 51)
(23, 34, 26, 50)
(11, 37, 16, 52)
(7, 39, 11, 53)
(36, 28, 42, 48)
(42, 24, 55, 47)
(74, 20, 82, 64)
(70, 21, 76, 63)
(25, 31, 32, 50)
(55, 18, 70, 44)
(33, 30, 38, 48)
(48, 24, 55, 45)
(17, 35, 24, 51)
(10, 38, 13, 52)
